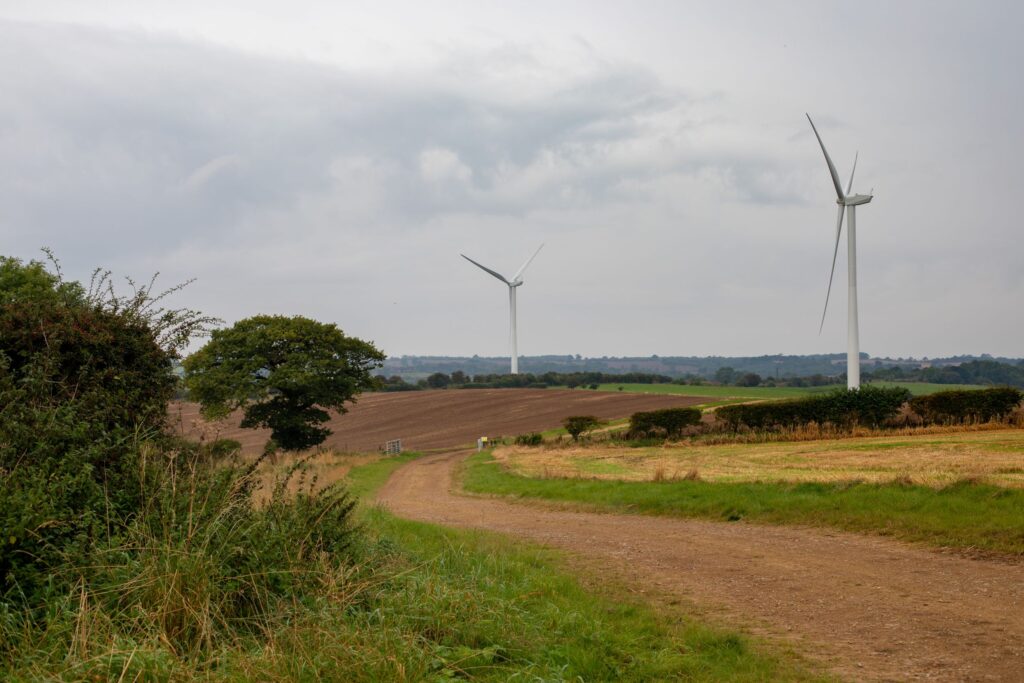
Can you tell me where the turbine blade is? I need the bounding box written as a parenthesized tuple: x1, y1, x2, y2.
(512, 243, 544, 282)
(461, 254, 510, 284)
(806, 113, 845, 201)
(819, 205, 845, 334)
(846, 151, 858, 195)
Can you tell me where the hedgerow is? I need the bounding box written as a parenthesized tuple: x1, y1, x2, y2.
(909, 387, 1023, 424)
(715, 386, 910, 430)
(629, 407, 703, 438)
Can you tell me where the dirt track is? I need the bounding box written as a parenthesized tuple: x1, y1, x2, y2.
(378, 451, 1024, 682)
(172, 389, 706, 454)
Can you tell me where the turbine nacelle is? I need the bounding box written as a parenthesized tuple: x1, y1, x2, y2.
(841, 194, 873, 207)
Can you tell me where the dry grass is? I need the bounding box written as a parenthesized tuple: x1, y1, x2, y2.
(250, 451, 383, 504)
(492, 427, 1024, 488)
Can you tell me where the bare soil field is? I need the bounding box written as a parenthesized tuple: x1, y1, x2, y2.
(171, 388, 706, 454)
(379, 450, 1024, 682)
(493, 428, 1024, 487)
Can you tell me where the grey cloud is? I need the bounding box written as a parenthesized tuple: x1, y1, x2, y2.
(0, 9, 1021, 359)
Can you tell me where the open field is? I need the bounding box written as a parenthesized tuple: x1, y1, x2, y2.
(492, 427, 1024, 488)
(171, 388, 706, 454)
(587, 381, 988, 400)
(467, 424, 1024, 556)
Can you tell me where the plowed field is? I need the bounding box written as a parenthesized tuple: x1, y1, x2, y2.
(171, 388, 706, 454)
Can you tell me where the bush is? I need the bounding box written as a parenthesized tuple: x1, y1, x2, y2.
(515, 432, 544, 446)
(0, 255, 214, 604)
(0, 255, 362, 672)
(716, 385, 911, 431)
(909, 387, 1023, 424)
(563, 415, 602, 441)
(629, 407, 702, 438)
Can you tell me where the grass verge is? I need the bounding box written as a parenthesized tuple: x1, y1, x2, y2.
(463, 452, 1024, 557)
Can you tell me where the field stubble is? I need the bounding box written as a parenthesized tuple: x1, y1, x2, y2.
(494, 426, 1024, 488)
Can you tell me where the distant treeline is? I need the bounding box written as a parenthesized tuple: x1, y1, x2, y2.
(375, 359, 1024, 392)
(381, 353, 1023, 381)
(863, 360, 1024, 388)
(375, 371, 675, 391)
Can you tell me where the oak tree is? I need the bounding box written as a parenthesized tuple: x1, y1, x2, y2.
(185, 315, 385, 451)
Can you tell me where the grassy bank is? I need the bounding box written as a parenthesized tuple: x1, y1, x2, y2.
(340, 454, 825, 681)
(0, 448, 821, 682)
(463, 452, 1024, 557)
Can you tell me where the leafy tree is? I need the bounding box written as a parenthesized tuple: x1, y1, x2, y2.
(377, 374, 418, 392)
(736, 372, 762, 387)
(449, 370, 468, 385)
(184, 315, 385, 451)
(714, 366, 737, 384)
(563, 415, 602, 441)
(426, 372, 451, 389)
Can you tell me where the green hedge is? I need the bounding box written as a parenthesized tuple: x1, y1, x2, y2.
(909, 387, 1023, 424)
(515, 432, 544, 446)
(629, 407, 702, 438)
(716, 385, 911, 430)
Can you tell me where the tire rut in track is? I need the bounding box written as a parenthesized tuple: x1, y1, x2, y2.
(377, 450, 1024, 682)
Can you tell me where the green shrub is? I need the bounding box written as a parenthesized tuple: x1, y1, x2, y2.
(629, 407, 702, 438)
(0, 257, 215, 602)
(909, 386, 1023, 424)
(515, 432, 544, 446)
(716, 385, 910, 430)
(563, 415, 602, 441)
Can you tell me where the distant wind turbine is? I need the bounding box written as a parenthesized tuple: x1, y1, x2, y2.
(806, 113, 874, 390)
(461, 244, 544, 375)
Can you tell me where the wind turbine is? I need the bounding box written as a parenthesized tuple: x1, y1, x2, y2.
(806, 113, 873, 390)
(461, 244, 544, 375)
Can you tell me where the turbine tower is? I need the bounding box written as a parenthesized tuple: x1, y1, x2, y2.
(461, 244, 544, 375)
(807, 114, 873, 390)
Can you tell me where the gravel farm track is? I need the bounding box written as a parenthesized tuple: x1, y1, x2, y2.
(178, 388, 1024, 681)
(379, 450, 1024, 682)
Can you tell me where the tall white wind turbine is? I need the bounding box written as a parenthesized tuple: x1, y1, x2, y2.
(461, 244, 544, 375)
(807, 114, 873, 390)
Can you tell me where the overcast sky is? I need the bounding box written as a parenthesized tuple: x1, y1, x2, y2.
(2, 1, 1022, 359)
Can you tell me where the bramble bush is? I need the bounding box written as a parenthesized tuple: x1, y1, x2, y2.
(0, 254, 361, 670)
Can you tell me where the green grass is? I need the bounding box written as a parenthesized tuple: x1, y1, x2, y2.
(339, 455, 825, 682)
(591, 383, 828, 399)
(463, 452, 1024, 557)
(585, 381, 988, 399)
(345, 450, 422, 498)
(867, 381, 989, 395)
